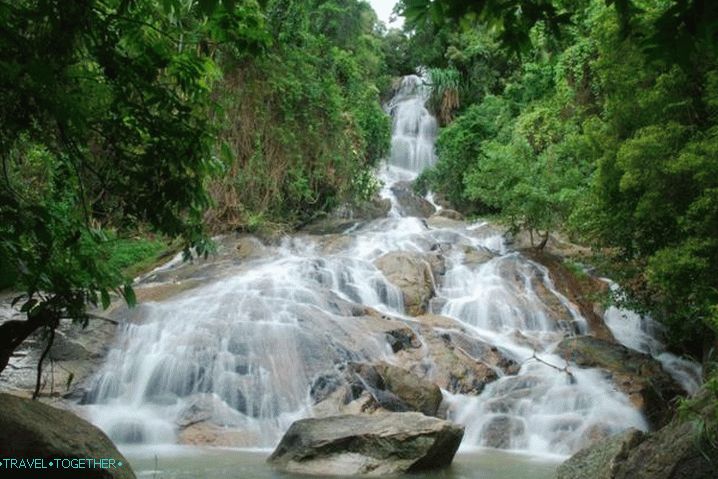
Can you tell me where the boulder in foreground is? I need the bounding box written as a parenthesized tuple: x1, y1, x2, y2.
(268, 413, 464, 476)
(0, 393, 135, 478)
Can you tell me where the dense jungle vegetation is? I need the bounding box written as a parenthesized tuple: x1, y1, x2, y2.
(0, 0, 716, 417)
(0, 0, 391, 375)
(402, 0, 718, 362)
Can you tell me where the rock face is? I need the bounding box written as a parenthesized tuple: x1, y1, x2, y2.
(0, 393, 135, 478)
(523, 251, 615, 341)
(556, 428, 646, 479)
(555, 336, 682, 428)
(374, 252, 439, 316)
(396, 315, 518, 395)
(268, 413, 464, 476)
(302, 198, 392, 234)
(435, 208, 464, 221)
(310, 361, 443, 418)
(348, 362, 443, 417)
(390, 182, 435, 218)
(0, 297, 118, 400)
(557, 387, 717, 479)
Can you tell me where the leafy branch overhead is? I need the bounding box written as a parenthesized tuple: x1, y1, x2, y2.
(0, 0, 268, 377)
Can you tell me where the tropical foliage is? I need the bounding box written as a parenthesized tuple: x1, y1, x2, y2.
(404, 0, 718, 356)
(0, 0, 389, 380)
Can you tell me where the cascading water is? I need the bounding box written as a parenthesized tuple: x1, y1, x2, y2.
(79, 74, 697, 460)
(386, 74, 437, 175)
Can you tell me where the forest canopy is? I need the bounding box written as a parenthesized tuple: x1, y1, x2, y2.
(398, 0, 718, 357)
(0, 0, 390, 378)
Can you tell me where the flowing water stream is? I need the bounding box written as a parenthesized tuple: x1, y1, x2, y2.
(78, 74, 700, 476)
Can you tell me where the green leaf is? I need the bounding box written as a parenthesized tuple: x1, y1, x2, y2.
(100, 289, 111, 310)
(123, 284, 137, 308)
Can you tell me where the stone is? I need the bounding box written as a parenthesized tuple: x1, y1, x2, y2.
(301, 198, 391, 235)
(523, 251, 615, 341)
(396, 315, 518, 395)
(0, 392, 135, 478)
(0, 300, 118, 400)
(435, 208, 464, 221)
(557, 385, 717, 479)
(481, 415, 526, 449)
(555, 336, 683, 429)
(374, 252, 438, 316)
(461, 245, 495, 267)
(268, 413, 464, 476)
(556, 428, 645, 479)
(348, 362, 443, 417)
(390, 182, 435, 218)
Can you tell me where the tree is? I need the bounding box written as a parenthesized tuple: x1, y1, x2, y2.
(0, 0, 268, 386)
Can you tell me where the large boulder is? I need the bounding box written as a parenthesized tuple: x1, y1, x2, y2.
(374, 252, 440, 316)
(268, 413, 464, 476)
(0, 393, 135, 478)
(555, 336, 683, 428)
(310, 361, 443, 418)
(348, 362, 443, 417)
(396, 315, 518, 395)
(390, 182, 435, 218)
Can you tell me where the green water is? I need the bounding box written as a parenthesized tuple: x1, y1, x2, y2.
(123, 446, 560, 479)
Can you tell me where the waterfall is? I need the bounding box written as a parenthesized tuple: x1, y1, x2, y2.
(79, 74, 693, 458)
(386, 74, 437, 175)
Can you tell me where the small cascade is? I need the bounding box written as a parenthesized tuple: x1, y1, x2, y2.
(601, 280, 703, 394)
(437, 254, 647, 455)
(79, 74, 699, 460)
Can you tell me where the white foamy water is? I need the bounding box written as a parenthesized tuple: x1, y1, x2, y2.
(79, 74, 697, 459)
(602, 281, 702, 394)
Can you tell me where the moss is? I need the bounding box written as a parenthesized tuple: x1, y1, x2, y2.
(105, 236, 179, 280)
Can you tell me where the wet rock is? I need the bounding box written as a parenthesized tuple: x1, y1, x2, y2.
(310, 372, 344, 404)
(506, 230, 592, 259)
(178, 422, 260, 447)
(348, 362, 443, 417)
(435, 209, 464, 221)
(374, 252, 438, 316)
(268, 413, 464, 476)
(558, 386, 718, 479)
(175, 393, 246, 428)
(0, 393, 135, 478)
(390, 182, 435, 218)
(0, 299, 118, 400)
(556, 428, 646, 479)
(302, 198, 391, 235)
(314, 234, 354, 255)
(301, 217, 362, 235)
(232, 235, 269, 261)
(426, 215, 463, 229)
(384, 327, 421, 352)
(461, 245, 495, 267)
(610, 393, 717, 479)
(396, 315, 518, 395)
(555, 336, 683, 428)
(481, 415, 526, 449)
(523, 251, 615, 341)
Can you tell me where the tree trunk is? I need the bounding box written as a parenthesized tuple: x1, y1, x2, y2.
(0, 311, 53, 376)
(536, 230, 550, 251)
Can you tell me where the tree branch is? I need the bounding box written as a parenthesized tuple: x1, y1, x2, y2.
(32, 326, 55, 400)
